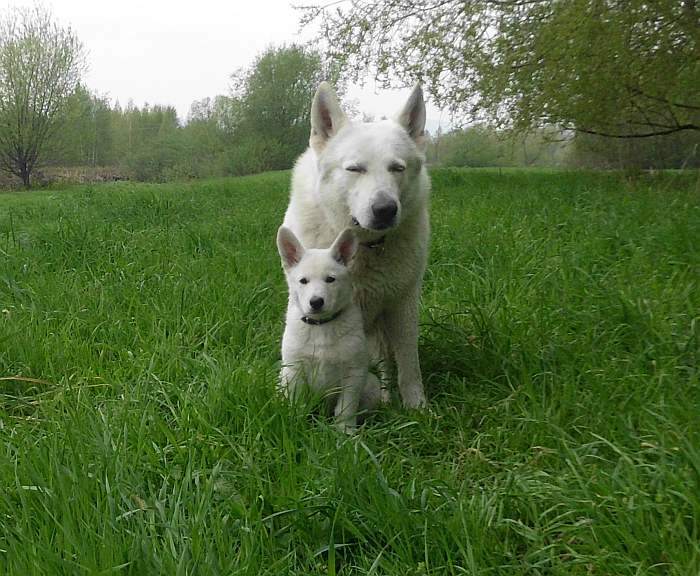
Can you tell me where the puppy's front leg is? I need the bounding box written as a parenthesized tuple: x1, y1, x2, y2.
(334, 369, 363, 434)
(279, 364, 302, 400)
(384, 292, 426, 409)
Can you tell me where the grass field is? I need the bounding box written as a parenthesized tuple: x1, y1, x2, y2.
(1, 168, 698, 575)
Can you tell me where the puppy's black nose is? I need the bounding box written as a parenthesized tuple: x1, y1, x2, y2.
(371, 198, 397, 228)
(309, 296, 324, 311)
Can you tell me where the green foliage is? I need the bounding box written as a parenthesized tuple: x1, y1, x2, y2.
(569, 130, 700, 169)
(36, 45, 335, 183)
(0, 5, 85, 187)
(162, 44, 336, 179)
(180, 95, 241, 179)
(487, 0, 700, 138)
(1, 169, 699, 573)
(428, 126, 700, 170)
(228, 44, 341, 173)
(302, 0, 700, 138)
(427, 126, 568, 168)
(118, 104, 183, 182)
(44, 85, 114, 167)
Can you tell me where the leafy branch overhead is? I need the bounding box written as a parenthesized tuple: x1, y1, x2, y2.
(299, 0, 699, 138)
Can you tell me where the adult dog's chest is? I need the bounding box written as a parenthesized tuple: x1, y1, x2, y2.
(350, 242, 420, 325)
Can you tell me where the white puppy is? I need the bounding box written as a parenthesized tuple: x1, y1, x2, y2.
(277, 226, 380, 433)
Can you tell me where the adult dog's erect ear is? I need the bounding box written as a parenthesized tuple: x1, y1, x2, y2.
(397, 84, 426, 144)
(329, 228, 358, 266)
(277, 226, 305, 269)
(310, 82, 347, 153)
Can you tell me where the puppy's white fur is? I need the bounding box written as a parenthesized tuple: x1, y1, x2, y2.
(283, 83, 430, 408)
(278, 226, 380, 432)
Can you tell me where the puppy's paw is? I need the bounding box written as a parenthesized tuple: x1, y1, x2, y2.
(401, 389, 427, 410)
(335, 419, 357, 435)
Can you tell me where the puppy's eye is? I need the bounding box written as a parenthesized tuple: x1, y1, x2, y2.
(325, 276, 336, 283)
(299, 278, 309, 285)
(389, 162, 405, 173)
(346, 165, 366, 174)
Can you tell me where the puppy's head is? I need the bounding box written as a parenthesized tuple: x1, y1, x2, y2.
(277, 227, 358, 319)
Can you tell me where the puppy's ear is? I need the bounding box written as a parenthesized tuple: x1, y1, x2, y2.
(330, 228, 358, 266)
(396, 84, 426, 145)
(310, 82, 347, 153)
(277, 226, 305, 268)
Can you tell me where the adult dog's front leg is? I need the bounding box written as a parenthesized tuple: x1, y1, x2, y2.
(384, 293, 426, 408)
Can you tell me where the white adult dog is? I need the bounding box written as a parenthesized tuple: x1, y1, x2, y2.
(282, 82, 430, 408)
(277, 226, 381, 432)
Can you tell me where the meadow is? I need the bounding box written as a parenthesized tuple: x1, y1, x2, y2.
(0, 168, 698, 575)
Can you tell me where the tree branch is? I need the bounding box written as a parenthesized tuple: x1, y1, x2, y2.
(575, 124, 699, 139)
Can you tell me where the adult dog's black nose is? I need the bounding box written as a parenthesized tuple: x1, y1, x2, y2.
(371, 198, 398, 228)
(309, 296, 324, 311)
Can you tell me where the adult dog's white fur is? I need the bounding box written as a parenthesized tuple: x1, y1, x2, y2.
(282, 83, 430, 408)
(278, 226, 381, 432)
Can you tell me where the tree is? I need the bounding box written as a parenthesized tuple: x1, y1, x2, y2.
(119, 104, 182, 181)
(567, 130, 700, 169)
(425, 125, 568, 168)
(181, 97, 237, 179)
(229, 44, 342, 172)
(0, 5, 85, 187)
(44, 85, 114, 167)
(300, 0, 699, 139)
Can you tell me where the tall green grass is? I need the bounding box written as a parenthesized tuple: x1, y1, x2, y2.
(1, 169, 698, 574)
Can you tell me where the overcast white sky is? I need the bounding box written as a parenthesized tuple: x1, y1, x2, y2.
(0, 0, 446, 131)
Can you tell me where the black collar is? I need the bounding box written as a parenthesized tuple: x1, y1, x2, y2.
(361, 235, 386, 249)
(301, 309, 344, 326)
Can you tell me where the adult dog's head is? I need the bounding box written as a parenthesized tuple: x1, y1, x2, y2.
(308, 83, 428, 237)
